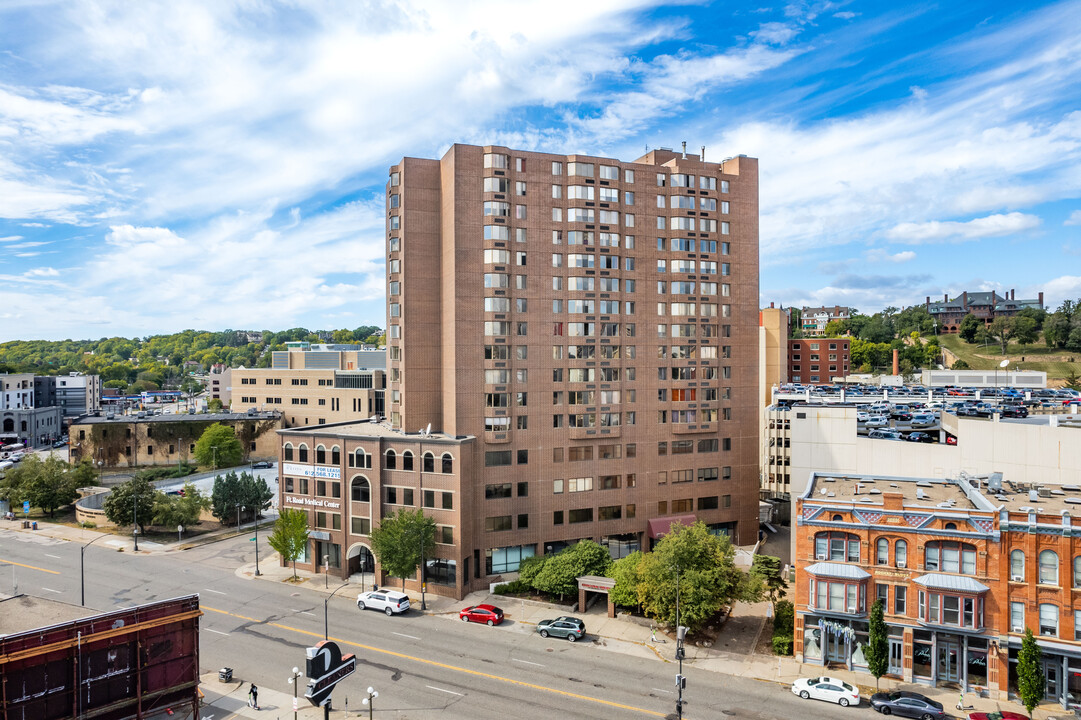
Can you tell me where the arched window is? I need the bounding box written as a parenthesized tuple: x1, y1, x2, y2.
(298, 444, 308, 462)
(832, 514, 843, 522)
(283, 443, 294, 461)
(351, 476, 371, 503)
(423, 452, 435, 473)
(1074, 556, 1081, 589)
(924, 541, 976, 574)
(403, 450, 414, 471)
(331, 446, 340, 465)
(316, 445, 327, 464)
(385, 449, 397, 469)
(441, 453, 453, 474)
(895, 539, 907, 568)
(814, 531, 860, 562)
(1011, 550, 1025, 581)
(944, 522, 957, 530)
(1039, 550, 1059, 585)
(353, 449, 371, 469)
(876, 538, 889, 565)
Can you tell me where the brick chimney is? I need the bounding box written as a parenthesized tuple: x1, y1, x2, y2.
(962, 291, 968, 310)
(1039, 291, 1044, 308)
(893, 348, 899, 375)
(944, 293, 948, 302)
(1011, 289, 1016, 300)
(882, 491, 905, 511)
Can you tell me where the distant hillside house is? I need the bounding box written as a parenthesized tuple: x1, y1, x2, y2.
(800, 306, 852, 336)
(925, 289, 1043, 333)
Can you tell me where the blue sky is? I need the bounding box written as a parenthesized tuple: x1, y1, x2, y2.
(1, 0, 1080, 341)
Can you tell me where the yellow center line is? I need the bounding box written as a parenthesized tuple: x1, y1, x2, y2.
(0, 558, 60, 575)
(202, 605, 666, 717)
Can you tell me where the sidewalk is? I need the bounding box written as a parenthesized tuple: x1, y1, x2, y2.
(199, 672, 364, 719)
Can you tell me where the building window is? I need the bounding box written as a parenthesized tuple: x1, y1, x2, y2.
(1039, 550, 1059, 585)
(1011, 549, 1025, 581)
(876, 538, 889, 565)
(1010, 601, 1024, 632)
(810, 578, 865, 614)
(351, 477, 371, 503)
(924, 541, 976, 574)
(385, 449, 396, 469)
(1074, 556, 1081, 588)
(894, 585, 906, 615)
(814, 531, 860, 562)
(402, 451, 414, 471)
(895, 539, 907, 568)
(1040, 603, 1058, 637)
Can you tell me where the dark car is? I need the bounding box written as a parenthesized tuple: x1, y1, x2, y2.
(890, 408, 912, 422)
(459, 604, 504, 626)
(251, 460, 274, 469)
(536, 616, 586, 641)
(1000, 405, 1028, 418)
(905, 432, 935, 443)
(870, 690, 947, 719)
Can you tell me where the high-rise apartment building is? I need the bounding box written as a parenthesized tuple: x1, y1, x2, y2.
(388, 143, 760, 546)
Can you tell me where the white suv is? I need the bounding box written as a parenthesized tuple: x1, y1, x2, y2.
(357, 589, 411, 616)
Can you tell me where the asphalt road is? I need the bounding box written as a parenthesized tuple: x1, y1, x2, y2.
(1, 530, 872, 720)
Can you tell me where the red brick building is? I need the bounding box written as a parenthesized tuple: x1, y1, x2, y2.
(788, 338, 850, 384)
(795, 471, 1081, 707)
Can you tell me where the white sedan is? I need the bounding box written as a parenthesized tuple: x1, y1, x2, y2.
(864, 415, 889, 427)
(791, 676, 860, 707)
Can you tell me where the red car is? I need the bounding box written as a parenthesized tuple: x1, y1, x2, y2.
(968, 713, 1028, 720)
(459, 604, 504, 626)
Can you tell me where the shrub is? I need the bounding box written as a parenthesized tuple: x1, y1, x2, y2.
(773, 600, 794, 635)
(493, 579, 530, 595)
(518, 555, 548, 587)
(772, 635, 793, 655)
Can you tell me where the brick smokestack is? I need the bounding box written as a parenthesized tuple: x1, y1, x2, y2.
(1039, 291, 1044, 308)
(893, 348, 900, 376)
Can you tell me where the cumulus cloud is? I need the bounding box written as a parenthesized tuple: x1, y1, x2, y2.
(866, 249, 917, 263)
(885, 212, 1042, 244)
(1065, 210, 1081, 225)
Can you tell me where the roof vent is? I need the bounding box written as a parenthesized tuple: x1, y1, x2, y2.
(1063, 485, 1081, 492)
(938, 502, 952, 508)
(857, 497, 875, 504)
(890, 483, 899, 488)
(1029, 490, 1040, 502)
(1066, 498, 1081, 505)
(917, 489, 927, 500)
(869, 488, 882, 495)
(917, 481, 933, 487)
(1038, 487, 1053, 498)
(1019, 506, 1035, 513)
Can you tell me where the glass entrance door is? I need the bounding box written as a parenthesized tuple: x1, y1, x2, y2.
(888, 638, 904, 675)
(826, 632, 847, 663)
(1044, 659, 1060, 701)
(937, 642, 960, 684)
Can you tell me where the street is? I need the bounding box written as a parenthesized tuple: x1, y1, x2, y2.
(1, 529, 865, 720)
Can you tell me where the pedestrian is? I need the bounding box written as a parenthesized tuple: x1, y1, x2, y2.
(248, 683, 259, 710)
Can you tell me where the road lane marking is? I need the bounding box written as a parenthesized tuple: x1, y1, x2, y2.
(299, 610, 314, 616)
(205, 628, 230, 636)
(45, 553, 62, 559)
(0, 558, 60, 575)
(203, 588, 227, 595)
(651, 688, 673, 694)
(393, 631, 420, 640)
(201, 605, 665, 717)
(426, 685, 464, 696)
(40, 587, 62, 594)
(513, 658, 545, 667)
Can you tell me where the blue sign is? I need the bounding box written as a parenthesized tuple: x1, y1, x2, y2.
(23, 500, 30, 515)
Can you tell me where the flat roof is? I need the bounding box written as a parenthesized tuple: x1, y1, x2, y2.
(279, 419, 473, 444)
(72, 411, 280, 425)
(804, 473, 986, 511)
(0, 594, 96, 636)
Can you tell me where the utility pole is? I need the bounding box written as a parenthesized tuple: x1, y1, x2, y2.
(674, 566, 686, 720)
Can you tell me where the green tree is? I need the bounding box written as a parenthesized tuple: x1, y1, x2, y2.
(518, 554, 548, 586)
(988, 316, 1015, 354)
(207, 398, 224, 412)
(866, 598, 889, 689)
(609, 551, 644, 607)
(1012, 316, 1039, 350)
(1017, 627, 1045, 718)
(750, 555, 787, 603)
(268, 508, 310, 581)
(532, 540, 612, 601)
(210, 471, 273, 525)
(102, 476, 158, 534)
(959, 313, 981, 343)
(194, 423, 243, 468)
(822, 319, 847, 337)
(1064, 368, 1081, 391)
(0, 454, 83, 518)
(151, 483, 210, 528)
(951, 358, 971, 370)
(369, 508, 436, 590)
(637, 522, 763, 633)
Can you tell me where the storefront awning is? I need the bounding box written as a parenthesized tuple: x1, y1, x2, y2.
(913, 573, 989, 593)
(805, 562, 871, 580)
(647, 514, 697, 539)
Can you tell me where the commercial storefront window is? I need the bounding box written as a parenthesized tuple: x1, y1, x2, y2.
(486, 545, 536, 574)
(913, 631, 933, 678)
(426, 558, 456, 586)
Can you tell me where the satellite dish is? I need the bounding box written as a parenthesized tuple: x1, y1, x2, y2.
(999, 359, 1010, 368)
(425, 423, 431, 436)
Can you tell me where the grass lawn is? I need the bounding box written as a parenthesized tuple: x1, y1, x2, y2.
(14, 503, 220, 541)
(938, 333, 1081, 381)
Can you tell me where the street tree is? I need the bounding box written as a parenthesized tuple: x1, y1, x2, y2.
(0, 454, 83, 517)
(866, 598, 889, 689)
(268, 508, 310, 581)
(1012, 316, 1039, 350)
(532, 540, 612, 601)
(750, 555, 787, 603)
(609, 551, 644, 608)
(102, 476, 158, 534)
(369, 508, 436, 590)
(207, 398, 224, 412)
(193, 423, 243, 468)
(1017, 627, 1044, 718)
(151, 483, 210, 528)
(951, 359, 971, 370)
(210, 471, 273, 525)
(958, 313, 981, 343)
(637, 521, 764, 633)
(988, 316, 1015, 355)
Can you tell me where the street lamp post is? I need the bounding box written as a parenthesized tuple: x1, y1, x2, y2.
(362, 686, 379, 720)
(132, 493, 140, 552)
(672, 566, 687, 720)
(236, 503, 242, 537)
(324, 582, 350, 640)
(323, 554, 329, 589)
(254, 508, 261, 576)
(288, 667, 303, 720)
(79, 533, 110, 606)
(418, 524, 427, 611)
(211, 445, 219, 469)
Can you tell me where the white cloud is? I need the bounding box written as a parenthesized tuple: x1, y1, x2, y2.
(0, 235, 24, 242)
(866, 249, 917, 263)
(750, 22, 800, 45)
(24, 266, 59, 277)
(885, 212, 1041, 244)
(1040, 275, 1081, 309)
(1065, 210, 1081, 225)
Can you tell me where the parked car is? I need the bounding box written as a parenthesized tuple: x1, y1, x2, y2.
(1000, 405, 1028, 418)
(357, 589, 410, 616)
(890, 408, 913, 422)
(791, 676, 859, 707)
(967, 713, 1028, 720)
(536, 616, 586, 641)
(905, 432, 935, 443)
(910, 412, 935, 427)
(870, 690, 947, 719)
(856, 411, 870, 422)
(868, 429, 903, 440)
(865, 416, 889, 427)
(945, 435, 958, 445)
(251, 460, 274, 469)
(459, 604, 504, 626)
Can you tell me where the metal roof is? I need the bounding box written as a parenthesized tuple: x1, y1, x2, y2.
(804, 562, 872, 580)
(913, 573, 990, 593)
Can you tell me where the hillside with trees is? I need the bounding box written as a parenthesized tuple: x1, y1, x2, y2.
(0, 326, 383, 395)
